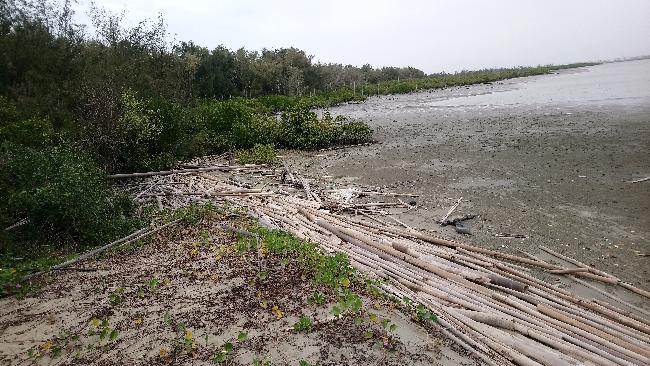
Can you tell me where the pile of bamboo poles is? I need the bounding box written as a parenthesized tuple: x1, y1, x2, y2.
(118, 161, 650, 366)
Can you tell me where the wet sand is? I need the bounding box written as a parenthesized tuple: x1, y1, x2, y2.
(306, 60, 650, 293)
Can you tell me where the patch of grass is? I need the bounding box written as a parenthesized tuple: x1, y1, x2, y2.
(293, 315, 313, 332)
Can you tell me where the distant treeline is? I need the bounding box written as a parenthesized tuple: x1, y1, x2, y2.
(1, 0, 597, 124)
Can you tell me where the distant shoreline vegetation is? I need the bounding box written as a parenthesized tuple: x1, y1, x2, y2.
(0, 0, 598, 293)
(256, 63, 599, 111)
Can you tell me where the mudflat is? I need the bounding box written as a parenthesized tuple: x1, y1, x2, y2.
(303, 60, 650, 292)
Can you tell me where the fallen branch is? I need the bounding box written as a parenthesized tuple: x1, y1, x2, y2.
(628, 176, 649, 184)
(20, 219, 181, 283)
(441, 213, 476, 226)
(107, 165, 263, 180)
(440, 197, 462, 224)
(4, 218, 29, 231)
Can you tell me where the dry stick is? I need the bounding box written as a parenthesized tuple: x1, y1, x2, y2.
(281, 161, 296, 185)
(292, 206, 636, 364)
(319, 220, 550, 339)
(628, 176, 650, 183)
(570, 275, 650, 318)
(20, 220, 180, 283)
(517, 284, 650, 345)
(548, 303, 650, 349)
(410, 284, 541, 366)
(337, 215, 559, 269)
(4, 218, 29, 231)
(454, 309, 624, 366)
(540, 245, 650, 299)
(594, 300, 650, 327)
(108, 165, 262, 180)
(396, 284, 509, 366)
(619, 282, 650, 299)
(440, 197, 462, 224)
(495, 295, 649, 365)
(486, 290, 638, 366)
(537, 304, 650, 359)
(548, 268, 589, 274)
(159, 175, 644, 366)
(539, 246, 618, 280)
(385, 215, 413, 230)
(142, 190, 270, 198)
(389, 228, 616, 284)
(521, 249, 650, 331)
(450, 309, 581, 366)
(496, 263, 650, 335)
(306, 210, 644, 362)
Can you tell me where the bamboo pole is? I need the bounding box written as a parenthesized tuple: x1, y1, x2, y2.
(20, 220, 180, 283)
(108, 165, 264, 179)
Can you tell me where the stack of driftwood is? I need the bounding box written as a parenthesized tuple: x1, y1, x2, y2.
(114, 158, 650, 366)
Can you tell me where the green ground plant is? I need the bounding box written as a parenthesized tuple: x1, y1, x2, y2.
(236, 144, 278, 165)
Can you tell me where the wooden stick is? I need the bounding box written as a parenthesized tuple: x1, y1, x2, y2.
(594, 300, 650, 327)
(539, 246, 618, 281)
(548, 268, 589, 274)
(440, 197, 462, 224)
(537, 304, 650, 359)
(628, 176, 650, 183)
(108, 165, 262, 179)
(20, 220, 180, 283)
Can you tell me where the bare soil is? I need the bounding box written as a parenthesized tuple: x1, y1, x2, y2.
(0, 218, 477, 366)
(296, 83, 650, 295)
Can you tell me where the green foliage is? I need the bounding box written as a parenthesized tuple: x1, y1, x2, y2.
(108, 287, 124, 306)
(307, 291, 326, 305)
(0, 144, 137, 244)
(236, 144, 277, 165)
(330, 291, 363, 318)
(414, 303, 438, 322)
(293, 315, 313, 332)
(84, 89, 191, 172)
(314, 252, 354, 287)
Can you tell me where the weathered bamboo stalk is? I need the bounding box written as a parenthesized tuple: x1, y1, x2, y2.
(20, 220, 180, 283)
(108, 165, 263, 179)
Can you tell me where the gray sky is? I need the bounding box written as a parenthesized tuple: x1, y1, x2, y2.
(74, 0, 650, 73)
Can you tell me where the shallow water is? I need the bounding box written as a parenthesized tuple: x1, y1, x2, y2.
(329, 59, 650, 119)
(431, 59, 650, 108)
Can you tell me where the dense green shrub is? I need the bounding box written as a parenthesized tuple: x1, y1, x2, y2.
(79, 89, 191, 173)
(235, 144, 277, 165)
(0, 116, 57, 147)
(0, 144, 137, 245)
(277, 106, 373, 150)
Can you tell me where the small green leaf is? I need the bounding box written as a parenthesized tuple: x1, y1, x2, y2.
(237, 331, 248, 342)
(354, 316, 363, 326)
(331, 306, 341, 317)
(381, 319, 390, 329)
(389, 324, 397, 332)
(213, 351, 226, 362)
(363, 331, 374, 339)
(109, 329, 119, 341)
(223, 342, 233, 353)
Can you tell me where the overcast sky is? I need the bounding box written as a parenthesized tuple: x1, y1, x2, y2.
(74, 0, 650, 73)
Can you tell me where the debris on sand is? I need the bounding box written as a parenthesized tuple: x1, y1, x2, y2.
(103, 156, 650, 366)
